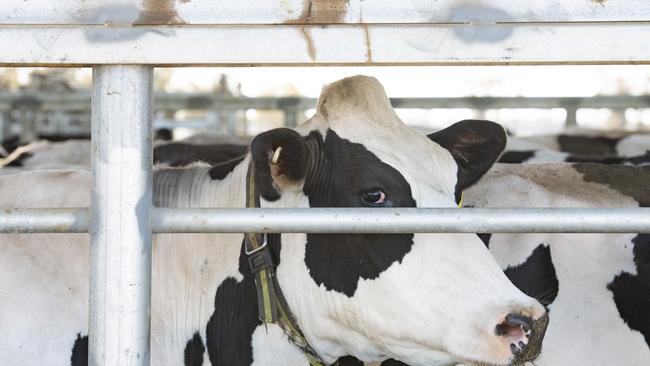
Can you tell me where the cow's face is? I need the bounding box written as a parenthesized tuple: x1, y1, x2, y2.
(250, 76, 547, 366)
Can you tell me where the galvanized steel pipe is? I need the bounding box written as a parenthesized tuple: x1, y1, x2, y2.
(2, 207, 650, 234)
(0, 208, 88, 233)
(89, 66, 153, 366)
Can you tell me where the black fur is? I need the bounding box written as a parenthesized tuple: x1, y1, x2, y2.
(566, 151, 650, 166)
(503, 244, 559, 309)
(205, 242, 269, 365)
(499, 150, 536, 164)
(303, 130, 415, 297)
(608, 234, 650, 347)
(208, 156, 246, 180)
(154, 142, 247, 167)
(70, 333, 88, 366)
(250, 128, 309, 201)
(184, 332, 206, 366)
(428, 120, 507, 201)
(477, 233, 492, 248)
(557, 135, 620, 156)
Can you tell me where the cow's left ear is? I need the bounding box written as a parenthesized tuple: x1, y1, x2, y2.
(428, 119, 507, 193)
(250, 128, 309, 201)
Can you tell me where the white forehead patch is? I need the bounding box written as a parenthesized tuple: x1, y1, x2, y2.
(298, 75, 459, 205)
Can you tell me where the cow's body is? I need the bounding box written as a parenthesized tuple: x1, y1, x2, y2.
(0, 139, 247, 172)
(0, 76, 546, 366)
(499, 149, 650, 165)
(507, 132, 650, 157)
(465, 163, 650, 366)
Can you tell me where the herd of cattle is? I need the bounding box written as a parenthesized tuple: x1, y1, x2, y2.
(0, 75, 648, 366)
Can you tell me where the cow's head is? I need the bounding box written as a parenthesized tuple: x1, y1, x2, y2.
(249, 76, 547, 366)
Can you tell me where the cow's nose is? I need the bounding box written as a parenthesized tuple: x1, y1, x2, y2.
(495, 312, 548, 362)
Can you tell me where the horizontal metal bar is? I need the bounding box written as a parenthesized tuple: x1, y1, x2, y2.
(2, 94, 650, 112)
(2, 207, 650, 234)
(2, 23, 650, 66)
(0, 208, 88, 233)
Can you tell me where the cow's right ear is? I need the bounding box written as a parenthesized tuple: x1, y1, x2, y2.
(250, 128, 309, 201)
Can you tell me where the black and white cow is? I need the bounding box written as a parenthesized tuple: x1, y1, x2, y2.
(499, 149, 650, 165)
(0, 76, 548, 366)
(463, 163, 650, 366)
(153, 142, 247, 167)
(506, 132, 650, 158)
(0, 139, 247, 171)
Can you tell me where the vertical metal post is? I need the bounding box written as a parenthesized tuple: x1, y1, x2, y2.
(284, 107, 299, 128)
(565, 106, 578, 127)
(90, 65, 153, 366)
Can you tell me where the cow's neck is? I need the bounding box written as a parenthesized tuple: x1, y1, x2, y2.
(153, 160, 320, 365)
(153, 160, 248, 209)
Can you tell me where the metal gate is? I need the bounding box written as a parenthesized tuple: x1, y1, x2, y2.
(2, 1, 650, 364)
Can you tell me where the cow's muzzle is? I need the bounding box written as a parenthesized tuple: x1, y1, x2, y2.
(495, 312, 549, 364)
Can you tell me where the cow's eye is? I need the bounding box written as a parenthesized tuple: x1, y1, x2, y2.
(361, 189, 387, 206)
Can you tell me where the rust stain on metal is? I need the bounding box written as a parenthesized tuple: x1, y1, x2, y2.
(301, 27, 317, 61)
(286, 1, 350, 61)
(363, 25, 372, 63)
(286, 0, 349, 24)
(135, 0, 186, 25)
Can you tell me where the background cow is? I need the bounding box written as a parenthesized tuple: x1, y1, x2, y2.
(463, 163, 650, 366)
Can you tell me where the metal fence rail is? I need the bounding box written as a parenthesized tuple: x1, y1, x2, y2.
(2, 94, 650, 138)
(3, 1, 650, 365)
(3, 207, 650, 234)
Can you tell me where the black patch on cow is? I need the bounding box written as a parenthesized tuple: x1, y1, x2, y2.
(477, 233, 492, 248)
(380, 360, 408, 366)
(154, 142, 248, 167)
(335, 356, 365, 365)
(499, 150, 536, 164)
(573, 164, 650, 207)
(205, 239, 281, 365)
(565, 154, 626, 164)
(208, 156, 246, 180)
(70, 333, 88, 366)
(303, 130, 415, 297)
(427, 120, 507, 199)
(607, 234, 650, 347)
(557, 135, 620, 156)
(564, 152, 650, 165)
(503, 244, 559, 309)
(184, 332, 206, 366)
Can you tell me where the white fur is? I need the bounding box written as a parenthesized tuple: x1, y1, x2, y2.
(465, 163, 650, 366)
(616, 134, 650, 157)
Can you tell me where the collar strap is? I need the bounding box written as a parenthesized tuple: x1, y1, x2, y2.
(244, 160, 326, 366)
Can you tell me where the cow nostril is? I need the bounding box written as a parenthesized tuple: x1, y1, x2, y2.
(495, 313, 533, 349)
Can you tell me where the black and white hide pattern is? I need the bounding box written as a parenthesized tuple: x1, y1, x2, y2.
(504, 132, 650, 164)
(1, 76, 549, 366)
(464, 163, 650, 366)
(499, 149, 650, 165)
(153, 142, 248, 167)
